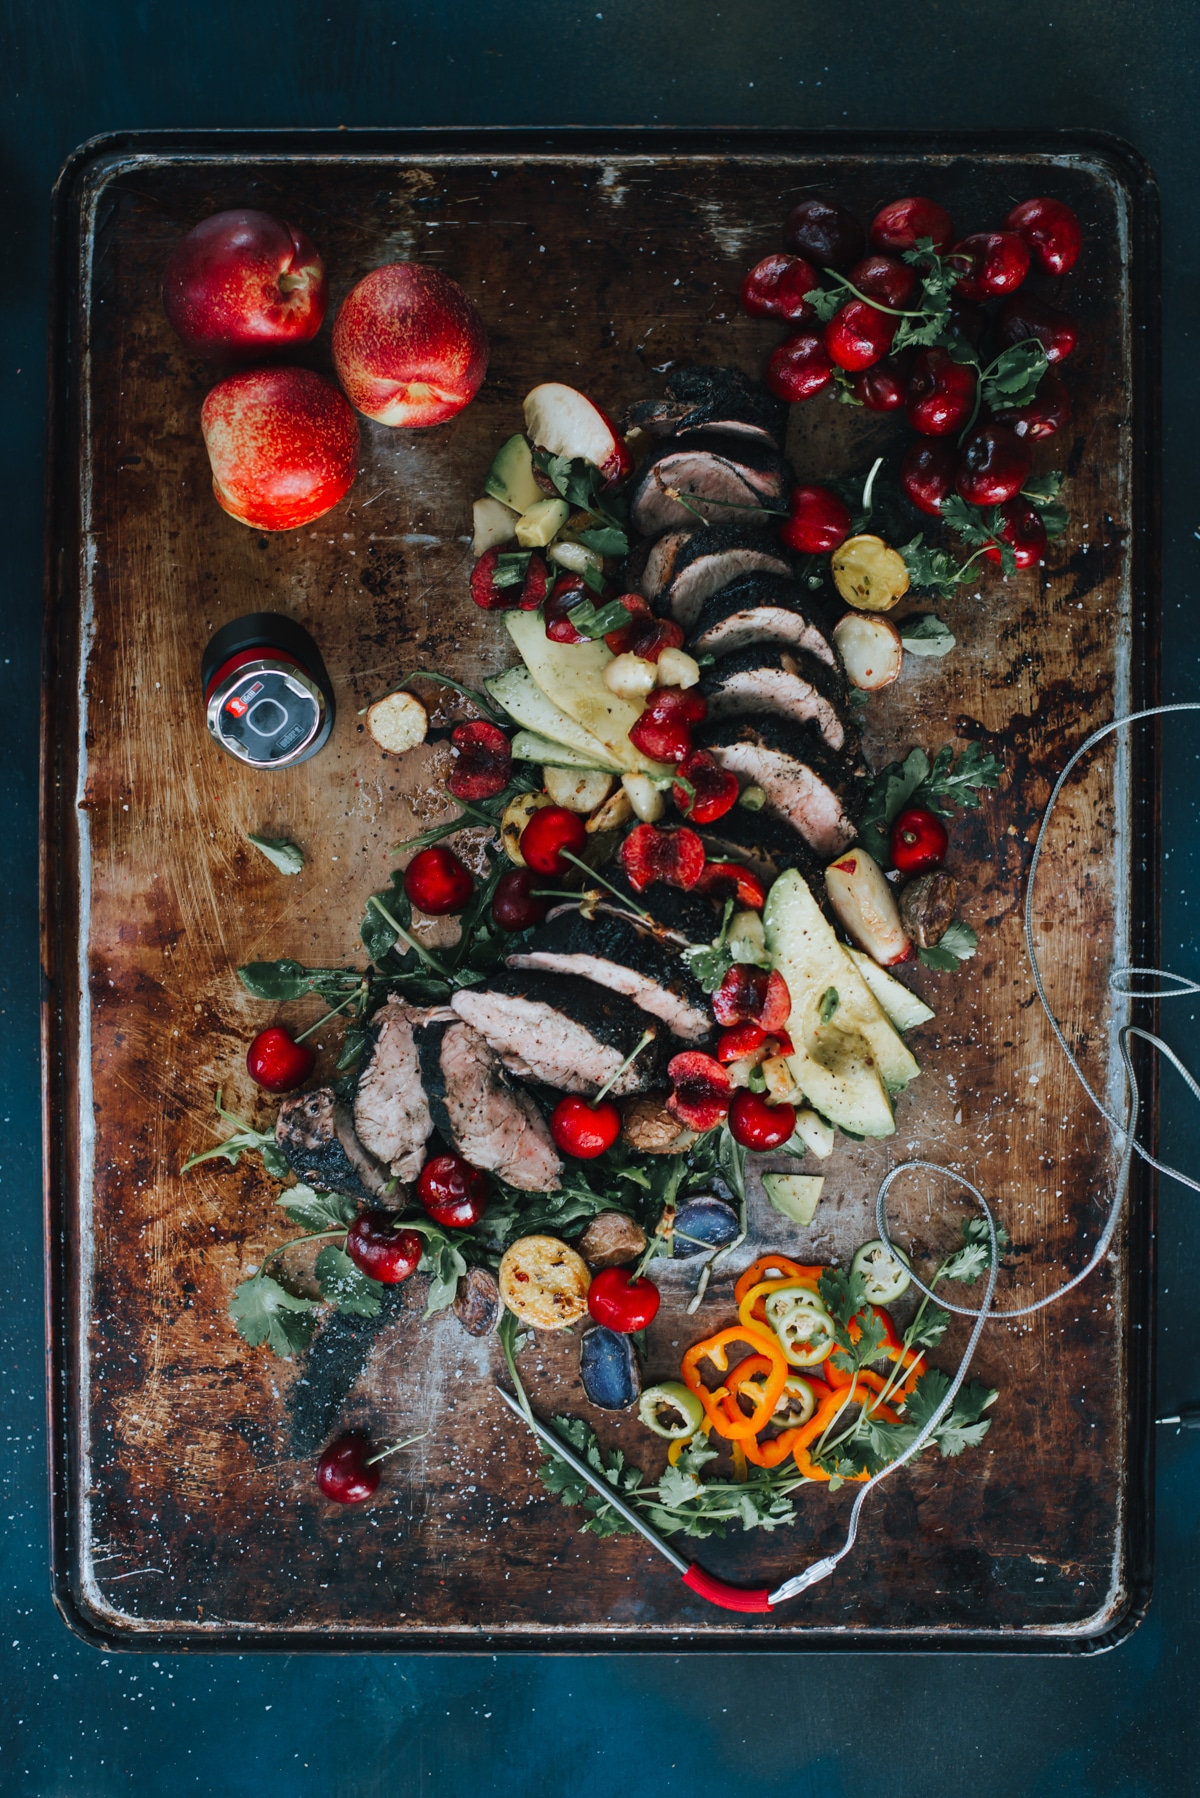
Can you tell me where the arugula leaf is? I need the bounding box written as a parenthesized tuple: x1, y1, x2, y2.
(337, 1021, 371, 1073)
(576, 526, 629, 557)
(277, 1186, 357, 1231)
(979, 340, 1048, 412)
(229, 1274, 317, 1357)
(717, 1121, 748, 1208)
(238, 960, 363, 1002)
(181, 1089, 290, 1180)
(314, 1245, 384, 1318)
(918, 919, 979, 970)
(900, 614, 956, 658)
(856, 747, 930, 863)
(246, 833, 305, 876)
(413, 1225, 469, 1317)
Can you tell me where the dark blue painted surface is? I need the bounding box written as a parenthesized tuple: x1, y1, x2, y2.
(5, 2, 1200, 1791)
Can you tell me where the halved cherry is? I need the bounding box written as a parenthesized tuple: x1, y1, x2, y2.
(672, 750, 739, 825)
(544, 575, 590, 644)
(550, 1093, 621, 1159)
(780, 484, 851, 555)
(404, 845, 474, 915)
(628, 688, 707, 764)
(247, 1025, 315, 1094)
(346, 1213, 423, 1284)
(603, 591, 653, 656)
(519, 805, 587, 876)
(587, 1265, 660, 1332)
(417, 1153, 488, 1228)
(870, 196, 954, 255)
(765, 331, 834, 404)
(740, 252, 819, 321)
(448, 720, 512, 800)
(1003, 197, 1083, 276)
(619, 823, 706, 892)
(666, 1051, 731, 1132)
(628, 615, 685, 664)
(492, 867, 550, 932)
(716, 1021, 768, 1063)
(696, 860, 766, 910)
(712, 965, 791, 1033)
(728, 1089, 796, 1151)
(470, 547, 548, 611)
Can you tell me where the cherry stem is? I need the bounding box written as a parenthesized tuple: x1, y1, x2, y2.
(659, 479, 790, 521)
(294, 983, 368, 1044)
(365, 1431, 428, 1467)
(860, 455, 883, 519)
(820, 267, 930, 319)
(591, 1028, 655, 1109)
(367, 896, 453, 978)
(401, 670, 504, 724)
(260, 1225, 348, 1271)
(559, 850, 655, 923)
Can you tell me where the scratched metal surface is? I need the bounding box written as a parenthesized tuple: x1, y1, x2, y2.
(42, 133, 1157, 1649)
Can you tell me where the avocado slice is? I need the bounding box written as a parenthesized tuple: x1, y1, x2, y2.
(484, 434, 545, 515)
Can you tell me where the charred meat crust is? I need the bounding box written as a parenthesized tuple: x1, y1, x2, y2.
(699, 643, 852, 753)
(687, 573, 838, 666)
(450, 971, 665, 1097)
(698, 716, 869, 858)
(506, 908, 713, 1042)
(275, 1089, 392, 1203)
(628, 524, 794, 629)
(621, 364, 787, 447)
(699, 805, 827, 889)
(415, 1016, 562, 1192)
(627, 434, 792, 536)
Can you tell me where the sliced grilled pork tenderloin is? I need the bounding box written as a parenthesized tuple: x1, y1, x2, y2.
(633, 525, 794, 630)
(603, 868, 726, 945)
(628, 435, 792, 536)
(699, 644, 851, 753)
(507, 909, 713, 1042)
(698, 716, 868, 858)
(450, 971, 664, 1097)
(622, 365, 787, 447)
(699, 803, 827, 889)
(415, 1017, 562, 1192)
(352, 996, 435, 1182)
(687, 573, 837, 666)
(275, 1088, 392, 1203)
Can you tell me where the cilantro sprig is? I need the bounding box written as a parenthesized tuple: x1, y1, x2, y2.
(856, 741, 1003, 865)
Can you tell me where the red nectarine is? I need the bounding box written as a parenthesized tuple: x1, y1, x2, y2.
(200, 367, 359, 531)
(162, 209, 328, 360)
(331, 264, 489, 428)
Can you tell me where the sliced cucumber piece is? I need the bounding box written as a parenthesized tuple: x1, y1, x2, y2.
(487, 666, 622, 771)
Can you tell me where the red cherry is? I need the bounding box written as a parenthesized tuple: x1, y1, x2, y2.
(345, 1213, 423, 1284)
(765, 332, 834, 404)
(448, 720, 512, 801)
(982, 497, 1048, 570)
(851, 353, 912, 413)
(247, 1025, 315, 1094)
(519, 804, 587, 877)
(666, 1050, 731, 1132)
(627, 688, 706, 765)
(870, 196, 955, 255)
(544, 575, 590, 645)
(316, 1433, 380, 1505)
(619, 824, 707, 893)
(716, 1021, 768, 1063)
(550, 1094, 621, 1159)
(890, 807, 949, 875)
(784, 198, 865, 271)
(588, 1265, 661, 1332)
(847, 254, 918, 309)
(905, 348, 977, 436)
(416, 1154, 488, 1228)
(1003, 197, 1082, 277)
(695, 860, 766, 910)
(672, 750, 740, 825)
(602, 591, 654, 656)
(900, 439, 957, 517)
(995, 294, 1078, 365)
(404, 845, 474, 916)
(993, 368, 1072, 441)
(728, 1089, 796, 1151)
(956, 423, 1032, 507)
(492, 867, 550, 932)
(740, 252, 819, 321)
(824, 299, 896, 371)
(626, 615, 685, 664)
(950, 231, 1030, 301)
(780, 484, 851, 554)
(470, 547, 547, 611)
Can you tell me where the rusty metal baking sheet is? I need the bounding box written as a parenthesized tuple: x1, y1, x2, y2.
(42, 130, 1159, 1651)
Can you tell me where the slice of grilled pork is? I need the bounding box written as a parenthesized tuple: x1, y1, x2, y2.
(699, 644, 850, 752)
(415, 1017, 562, 1192)
(631, 525, 794, 630)
(506, 908, 713, 1042)
(687, 572, 837, 666)
(699, 716, 867, 858)
(352, 996, 435, 1181)
(451, 971, 663, 1096)
(622, 365, 787, 447)
(275, 1088, 392, 1202)
(628, 435, 792, 536)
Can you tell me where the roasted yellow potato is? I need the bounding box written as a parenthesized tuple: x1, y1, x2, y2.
(830, 534, 910, 612)
(498, 1235, 591, 1329)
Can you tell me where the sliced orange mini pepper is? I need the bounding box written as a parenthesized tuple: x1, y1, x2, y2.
(790, 1375, 902, 1483)
(680, 1323, 789, 1441)
(823, 1305, 926, 1403)
(734, 1256, 825, 1307)
(722, 1360, 833, 1468)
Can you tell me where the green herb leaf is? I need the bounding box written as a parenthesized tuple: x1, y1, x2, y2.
(856, 747, 931, 864)
(899, 535, 979, 602)
(804, 286, 842, 323)
(314, 1245, 384, 1318)
(493, 550, 533, 588)
(900, 615, 957, 658)
(1020, 470, 1064, 505)
(917, 919, 979, 971)
(910, 1304, 950, 1348)
(237, 960, 364, 1002)
(905, 1369, 997, 1456)
(181, 1088, 289, 1180)
(415, 1226, 469, 1318)
(963, 1214, 1013, 1254)
(277, 1186, 357, 1231)
(576, 526, 629, 556)
(562, 595, 634, 639)
(246, 833, 305, 876)
(229, 1275, 317, 1357)
(717, 1122, 748, 1207)
(912, 742, 1004, 815)
(979, 340, 1048, 411)
(819, 986, 840, 1024)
